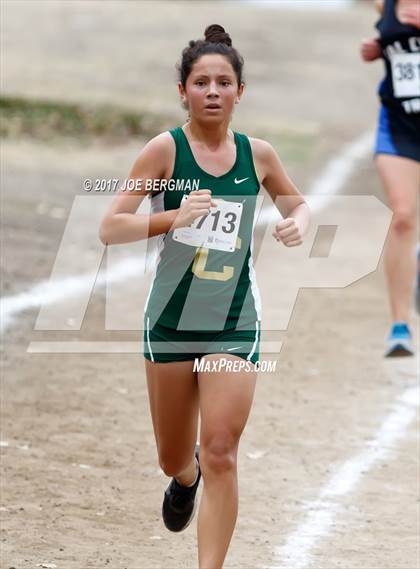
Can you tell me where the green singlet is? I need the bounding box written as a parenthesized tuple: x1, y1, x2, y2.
(143, 126, 262, 364)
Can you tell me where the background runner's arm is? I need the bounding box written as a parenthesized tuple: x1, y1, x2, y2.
(360, 38, 382, 62)
(397, 1, 420, 28)
(360, 1, 383, 62)
(375, 0, 384, 15)
(99, 132, 178, 245)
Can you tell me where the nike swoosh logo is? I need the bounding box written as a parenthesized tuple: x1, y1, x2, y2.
(234, 177, 249, 184)
(227, 346, 243, 351)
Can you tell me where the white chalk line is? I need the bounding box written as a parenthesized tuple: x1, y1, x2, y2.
(267, 383, 419, 569)
(0, 256, 140, 331)
(1, 130, 374, 333)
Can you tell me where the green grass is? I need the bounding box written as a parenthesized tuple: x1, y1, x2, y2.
(0, 96, 317, 163)
(0, 96, 169, 141)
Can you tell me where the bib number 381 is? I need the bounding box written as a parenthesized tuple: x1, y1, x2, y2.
(172, 197, 243, 252)
(391, 52, 420, 98)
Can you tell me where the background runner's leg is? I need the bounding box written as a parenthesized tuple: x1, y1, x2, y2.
(376, 154, 419, 323)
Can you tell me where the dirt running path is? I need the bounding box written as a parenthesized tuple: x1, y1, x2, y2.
(1, 2, 419, 569)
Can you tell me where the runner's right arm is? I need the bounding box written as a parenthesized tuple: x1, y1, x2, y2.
(360, 38, 382, 62)
(360, 0, 384, 62)
(99, 133, 214, 245)
(374, 0, 384, 15)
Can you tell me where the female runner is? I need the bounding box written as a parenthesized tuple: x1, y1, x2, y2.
(361, 0, 419, 357)
(100, 24, 310, 569)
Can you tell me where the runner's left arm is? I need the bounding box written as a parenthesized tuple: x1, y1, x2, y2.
(398, 4, 420, 28)
(251, 138, 310, 247)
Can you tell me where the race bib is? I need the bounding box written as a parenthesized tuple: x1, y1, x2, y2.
(391, 52, 420, 98)
(172, 196, 243, 252)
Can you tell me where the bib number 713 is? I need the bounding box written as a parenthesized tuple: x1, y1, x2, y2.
(172, 197, 243, 252)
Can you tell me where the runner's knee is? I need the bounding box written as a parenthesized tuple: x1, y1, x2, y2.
(159, 449, 194, 477)
(201, 434, 238, 475)
(391, 210, 416, 235)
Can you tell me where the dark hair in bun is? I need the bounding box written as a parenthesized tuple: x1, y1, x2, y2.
(204, 24, 232, 46)
(177, 24, 244, 88)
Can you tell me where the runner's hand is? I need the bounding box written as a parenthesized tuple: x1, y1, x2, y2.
(273, 218, 303, 247)
(172, 190, 217, 229)
(360, 38, 382, 62)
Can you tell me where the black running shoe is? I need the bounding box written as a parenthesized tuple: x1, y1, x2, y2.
(162, 445, 201, 532)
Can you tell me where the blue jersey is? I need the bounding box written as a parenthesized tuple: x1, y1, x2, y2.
(376, 0, 420, 115)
